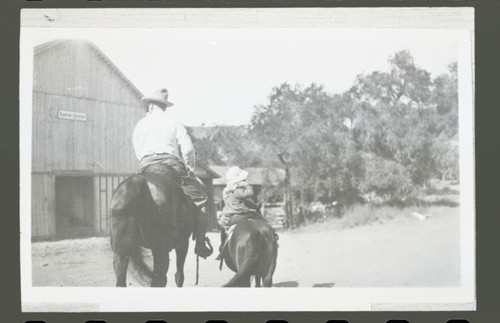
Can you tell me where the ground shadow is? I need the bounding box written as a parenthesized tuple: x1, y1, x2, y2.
(272, 281, 335, 288)
(312, 282, 335, 288)
(273, 281, 299, 287)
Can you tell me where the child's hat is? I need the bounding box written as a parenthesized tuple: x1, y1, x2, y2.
(226, 166, 249, 185)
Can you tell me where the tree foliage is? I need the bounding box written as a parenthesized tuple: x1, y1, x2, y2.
(193, 50, 459, 205)
(249, 50, 459, 204)
(190, 125, 275, 168)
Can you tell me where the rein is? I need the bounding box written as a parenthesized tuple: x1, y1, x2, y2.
(195, 255, 199, 285)
(194, 237, 212, 286)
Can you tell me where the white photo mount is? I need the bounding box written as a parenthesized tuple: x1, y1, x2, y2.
(20, 7, 475, 312)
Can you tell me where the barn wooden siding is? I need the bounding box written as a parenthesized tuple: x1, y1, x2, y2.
(32, 40, 144, 174)
(31, 40, 145, 239)
(32, 92, 143, 173)
(31, 40, 220, 239)
(31, 173, 127, 238)
(31, 174, 56, 238)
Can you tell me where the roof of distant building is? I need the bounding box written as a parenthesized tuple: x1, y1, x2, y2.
(211, 166, 285, 186)
(195, 162, 221, 179)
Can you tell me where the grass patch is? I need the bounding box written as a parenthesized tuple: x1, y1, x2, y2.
(339, 205, 438, 229)
(294, 179, 460, 231)
(340, 205, 403, 228)
(424, 185, 459, 196)
(338, 202, 460, 229)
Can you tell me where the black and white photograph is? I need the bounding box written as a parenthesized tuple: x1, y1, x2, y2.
(20, 8, 475, 312)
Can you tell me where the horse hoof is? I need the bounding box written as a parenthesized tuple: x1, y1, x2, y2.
(175, 272, 184, 287)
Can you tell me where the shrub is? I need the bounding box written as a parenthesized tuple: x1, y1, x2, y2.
(358, 154, 415, 204)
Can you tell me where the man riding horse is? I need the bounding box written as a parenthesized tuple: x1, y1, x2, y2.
(132, 88, 213, 258)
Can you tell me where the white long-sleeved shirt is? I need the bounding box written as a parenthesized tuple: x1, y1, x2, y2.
(133, 107, 195, 171)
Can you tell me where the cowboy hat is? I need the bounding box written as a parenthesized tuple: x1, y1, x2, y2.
(141, 88, 174, 107)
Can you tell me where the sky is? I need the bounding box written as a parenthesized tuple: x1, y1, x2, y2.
(27, 27, 461, 126)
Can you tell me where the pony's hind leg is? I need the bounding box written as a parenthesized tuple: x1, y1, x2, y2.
(262, 253, 276, 287)
(241, 274, 252, 287)
(175, 239, 189, 287)
(263, 276, 273, 287)
(113, 253, 129, 287)
(151, 248, 170, 287)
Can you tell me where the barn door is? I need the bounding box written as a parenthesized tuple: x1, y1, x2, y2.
(55, 176, 95, 239)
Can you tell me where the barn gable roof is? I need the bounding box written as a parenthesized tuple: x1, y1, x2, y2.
(34, 39, 144, 100)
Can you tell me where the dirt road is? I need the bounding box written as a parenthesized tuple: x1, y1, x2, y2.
(32, 208, 460, 288)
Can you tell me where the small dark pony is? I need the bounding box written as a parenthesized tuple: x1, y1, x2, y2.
(221, 219, 278, 287)
(110, 166, 200, 287)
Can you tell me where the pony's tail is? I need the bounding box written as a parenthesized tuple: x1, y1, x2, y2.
(223, 234, 261, 287)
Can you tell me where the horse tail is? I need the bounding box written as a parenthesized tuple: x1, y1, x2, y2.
(223, 232, 262, 287)
(110, 175, 155, 286)
(129, 240, 154, 286)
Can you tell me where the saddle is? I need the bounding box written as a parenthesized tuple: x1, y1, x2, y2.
(140, 163, 188, 187)
(139, 163, 195, 211)
(140, 163, 180, 179)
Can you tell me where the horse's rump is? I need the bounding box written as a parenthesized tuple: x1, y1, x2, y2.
(110, 166, 194, 287)
(223, 219, 278, 287)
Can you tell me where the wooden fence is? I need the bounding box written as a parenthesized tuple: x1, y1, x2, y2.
(262, 202, 286, 230)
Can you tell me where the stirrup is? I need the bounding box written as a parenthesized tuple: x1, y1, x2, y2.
(215, 252, 223, 261)
(195, 245, 213, 258)
(195, 237, 214, 258)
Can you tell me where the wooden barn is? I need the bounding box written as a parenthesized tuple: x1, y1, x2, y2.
(31, 39, 220, 240)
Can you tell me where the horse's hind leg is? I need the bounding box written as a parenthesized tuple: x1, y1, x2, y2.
(175, 239, 189, 287)
(113, 253, 129, 287)
(151, 248, 170, 287)
(111, 217, 135, 287)
(255, 276, 262, 288)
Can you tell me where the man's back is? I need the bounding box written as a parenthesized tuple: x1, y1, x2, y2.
(133, 108, 194, 170)
(135, 88, 213, 258)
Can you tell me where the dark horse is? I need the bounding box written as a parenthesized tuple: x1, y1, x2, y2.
(222, 219, 278, 287)
(110, 166, 201, 287)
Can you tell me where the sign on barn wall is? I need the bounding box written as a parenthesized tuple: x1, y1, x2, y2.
(57, 110, 87, 121)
